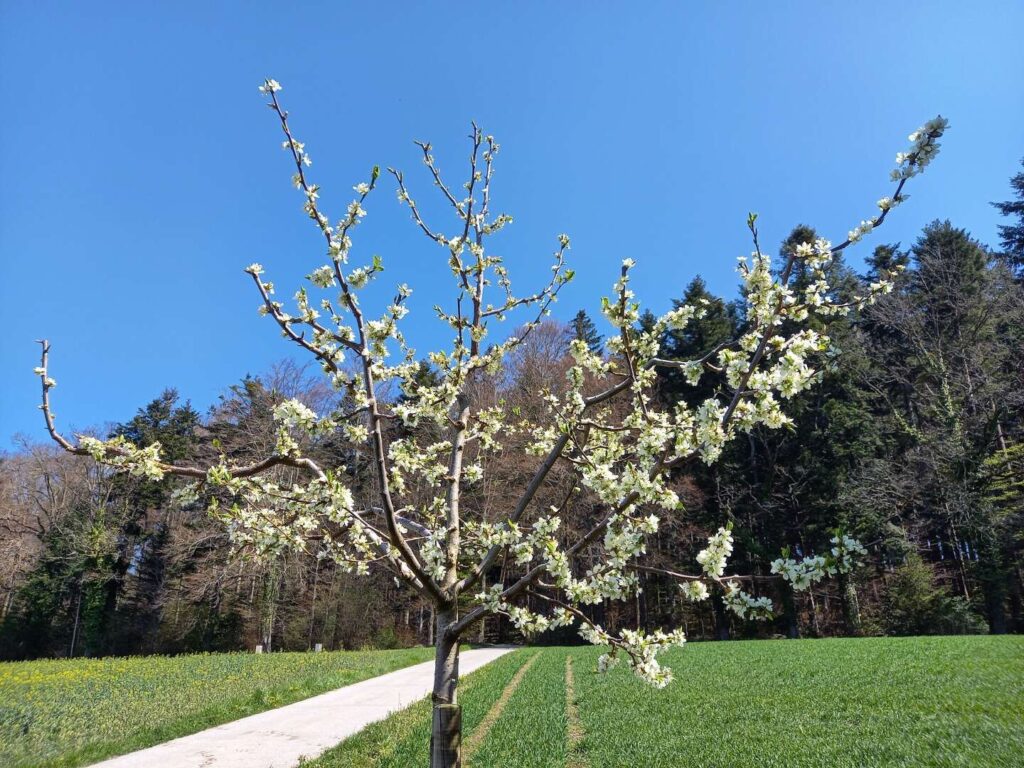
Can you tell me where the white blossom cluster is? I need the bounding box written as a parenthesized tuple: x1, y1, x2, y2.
(37, 364, 165, 480)
(77, 435, 166, 480)
(696, 527, 734, 578)
(770, 533, 867, 590)
(770, 555, 830, 590)
(34, 83, 945, 690)
(722, 581, 774, 621)
(677, 527, 863, 623)
(580, 623, 686, 689)
(199, 467, 396, 574)
(846, 115, 949, 243)
(32, 366, 57, 389)
(831, 533, 868, 566)
(476, 583, 576, 637)
(680, 580, 710, 602)
(892, 116, 948, 181)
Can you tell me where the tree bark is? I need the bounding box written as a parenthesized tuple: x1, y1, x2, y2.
(808, 589, 822, 637)
(978, 549, 1008, 635)
(1010, 565, 1023, 634)
(838, 571, 863, 636)
(308, 555, 320, 649)
(477, 575, 487, 644)
(712, 593, 731, 641)
(69, 580, 83, 658)
(430, 609, 462, 768)
(779, 581, 800, 639)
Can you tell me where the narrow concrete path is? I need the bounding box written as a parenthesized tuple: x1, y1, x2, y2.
(89, 646, 516, 768)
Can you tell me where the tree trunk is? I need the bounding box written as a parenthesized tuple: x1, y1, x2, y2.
(978, 558, 1008, 635)
(477, 575, 487, 644)
(808, 589, 822, 637)
(1009, 565, 1023, 634)
(430, 609, 462, 768)
(838, 571, 863, 636)
(779, 582, 800, 639)
(308, 555, 320, 649)
(69, 580, 83, 658)
(948, 522, 971, 601)
(712, 593, 730, 641)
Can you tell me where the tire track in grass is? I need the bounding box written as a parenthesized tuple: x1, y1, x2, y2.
(564, 655, 589, 768)
(467, 649, 568, 768)
(305, 649, 530, 768)
(463, 651, 541, 764)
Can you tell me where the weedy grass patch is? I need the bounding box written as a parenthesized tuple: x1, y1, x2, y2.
(0, 645, 435, 768)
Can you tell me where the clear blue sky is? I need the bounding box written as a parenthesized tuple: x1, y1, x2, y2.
(2, 1, 1022, 446)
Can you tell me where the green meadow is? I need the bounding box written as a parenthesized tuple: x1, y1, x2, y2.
(314, 636, 1023, 768)
(2, 637, 1021, 768)
(0, 646, 435, 768)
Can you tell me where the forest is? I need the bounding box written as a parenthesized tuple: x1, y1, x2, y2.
(2, 163, 1022, 661)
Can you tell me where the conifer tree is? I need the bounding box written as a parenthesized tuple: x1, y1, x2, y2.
(570, 309, 603, 354)
(992, 158, 1024, 274)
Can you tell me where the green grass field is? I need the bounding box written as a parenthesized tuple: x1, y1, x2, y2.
(311, 636, 1024, 768)
(1, 637, 1020, 768)
(0, 646, 435, 768)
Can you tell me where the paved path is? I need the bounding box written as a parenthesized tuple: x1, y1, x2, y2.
(89, 647, 516, 768)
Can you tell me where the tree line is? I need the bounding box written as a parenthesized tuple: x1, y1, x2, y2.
(2, 163, 1022, 660)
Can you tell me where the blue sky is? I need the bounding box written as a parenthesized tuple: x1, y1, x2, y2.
(1, 1, 1022, 446)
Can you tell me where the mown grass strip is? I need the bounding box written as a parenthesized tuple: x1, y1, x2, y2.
(564, 655, 588, 768)
(463, 651, 541, 763)
(306, 648, 532, 768)
(0, 646, 436, 768)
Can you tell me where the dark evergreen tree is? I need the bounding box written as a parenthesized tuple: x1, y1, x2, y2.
(100, 391, 201, 654)
(992, 158, 1024, 275)
(653, 276, 742, 639)
(854, 220, 1024, 634)
(570, 309, 603, 354)
(658, 276, 738, 404)
(653, 231, 881, 639)
(0, 393, 201, 657)
(636, 309, 658, 336)
(865, 243, 910, 282)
